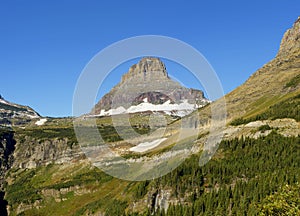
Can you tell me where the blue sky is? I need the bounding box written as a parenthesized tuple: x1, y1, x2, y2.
(0, 1, 299, 117)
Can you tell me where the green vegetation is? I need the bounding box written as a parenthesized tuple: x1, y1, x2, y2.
(98, 125, 123, 142)
(72, 198, 127, 216)
(46, 167, 113, 190)
(95, 113, 176, 127)
(231, 93, 300, 125)
(230, 117, 249, 126)
(149, 132, 300, 215)
(132, 180, 150, 200)
(72, 199, 105, 216)
(257, 124, 272, 132)
(258, 183, 300, 215)
(98, 125, 151, 143)
(6, 131, 299, 215)
(284, 74, 300, 88)
(16, 127, 78, 148)
(5, 164, 112, 208)
(5, 169, 42, 205)
(105, 199, 128, 216)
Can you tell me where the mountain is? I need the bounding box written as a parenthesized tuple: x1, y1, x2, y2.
(0, 95, 40, 126)
(226, 17, 300, 120)
(0, 17, 299, 216)
(197, 16, 300, 125)
(93, 57, 209, 117)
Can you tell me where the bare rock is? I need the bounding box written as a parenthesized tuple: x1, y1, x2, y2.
(277, 16, 300, 57)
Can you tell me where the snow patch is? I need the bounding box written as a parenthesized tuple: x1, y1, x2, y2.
(26, 114, 39, 119)
(130, 138, 167, 153)
(100, 106, 127, 116)
(0, 99, 9, 105)
(35, 118, 47, 126)
(97, 99, 206, 117)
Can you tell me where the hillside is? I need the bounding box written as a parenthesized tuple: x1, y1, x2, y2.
(0, 17, 299, 215)
(197, 17, 300, 125)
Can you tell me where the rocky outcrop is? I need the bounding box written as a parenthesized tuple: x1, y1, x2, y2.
(277, 16, 300, 57)
(13, 136, 84, 169)
(154, 189, 172, 211)
(121, 57, 168, 83)
(0, 129, 16, 216)
(93, 57, 208, 115)
(0, 130, 15, 189)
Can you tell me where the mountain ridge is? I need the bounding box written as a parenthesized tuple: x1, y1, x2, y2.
(0, 95, 40, 126)
(195, 16, 300, 125)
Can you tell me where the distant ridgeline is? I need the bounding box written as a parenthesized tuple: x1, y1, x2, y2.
(0, 95, 40, 126)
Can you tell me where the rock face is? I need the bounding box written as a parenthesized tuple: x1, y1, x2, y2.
(0, 96, 40, 126)
(0, 130, 15, 190)
(12, 136, 84, 169)
(278, 16, 300, 57)
(93, 57, 209, 116)
(121, 57, 169, 83)
(0, 130, 15, 216)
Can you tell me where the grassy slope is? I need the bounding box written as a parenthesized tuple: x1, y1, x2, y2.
(195, 50, 300, 125)
(6, 162, 132, 215)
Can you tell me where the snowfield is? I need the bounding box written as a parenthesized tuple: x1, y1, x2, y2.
(130, 138, 167, 153)
(0, 98, 9, 105)
(97, 99, 206, 117)
(35, 118, 47, 126)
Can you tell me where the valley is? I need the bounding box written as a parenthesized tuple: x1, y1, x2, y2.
(0, 16, 299, 216)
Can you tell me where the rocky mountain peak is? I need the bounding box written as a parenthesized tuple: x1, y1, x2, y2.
(277, 16, 300, 57)
(93, 57, 209, 116)
(121, 57, 168, 84)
